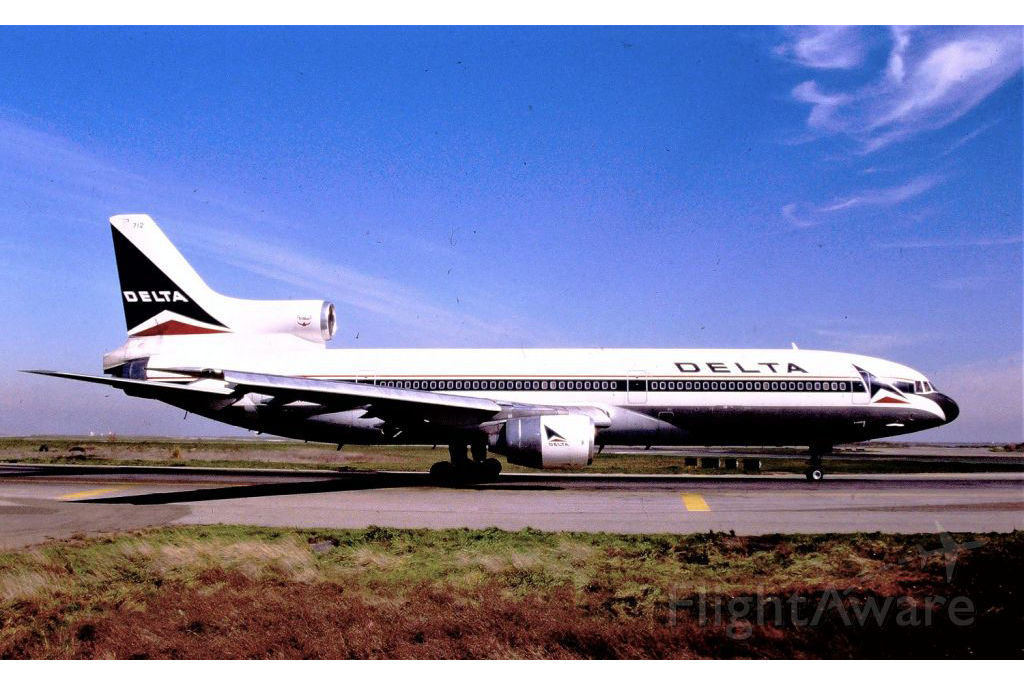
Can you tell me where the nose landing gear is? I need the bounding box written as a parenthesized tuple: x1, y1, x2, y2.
(804, 444, 831, 481)
(805, 463, 825, 481)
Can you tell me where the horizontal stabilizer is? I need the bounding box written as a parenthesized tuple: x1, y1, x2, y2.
(21, 370, 235, 401)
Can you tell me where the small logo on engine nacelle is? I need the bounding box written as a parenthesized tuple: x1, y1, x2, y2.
(296, 314, 312, 327)
(545, 425, 569, 447)
(123, 290, 188, 303)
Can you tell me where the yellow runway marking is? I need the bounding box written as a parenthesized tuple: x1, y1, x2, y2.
(681, 493, 710, 512)
(57, 486, 129, 501)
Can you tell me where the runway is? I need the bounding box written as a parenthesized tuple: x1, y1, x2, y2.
(0, 463, 1021, 547)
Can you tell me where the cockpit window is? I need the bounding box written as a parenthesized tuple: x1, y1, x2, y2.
(894, 380, 915, 394)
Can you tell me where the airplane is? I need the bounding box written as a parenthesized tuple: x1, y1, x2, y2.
(25, 214, 959, 482)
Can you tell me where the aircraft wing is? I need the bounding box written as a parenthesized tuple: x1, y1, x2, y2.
(157, 368, 504, 427)
(156, 368, 611, 429)
(28, 367, 611, 432)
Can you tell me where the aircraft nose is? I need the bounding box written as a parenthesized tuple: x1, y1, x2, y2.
(933, 393, 960, 423)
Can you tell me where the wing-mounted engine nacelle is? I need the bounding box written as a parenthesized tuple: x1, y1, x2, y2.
(491, 414, 595, 469)
(230, 299, 338, 343)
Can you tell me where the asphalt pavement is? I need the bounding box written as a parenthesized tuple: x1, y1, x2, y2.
(0, 463, 1020, 547)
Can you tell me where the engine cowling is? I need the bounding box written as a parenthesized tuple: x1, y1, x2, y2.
(228, 299, 337, 343)
(492, 414, 595, 469)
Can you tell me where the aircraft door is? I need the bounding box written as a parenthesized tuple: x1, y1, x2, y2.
(627, 370, 647, 404)
(852, 369, 870, 404)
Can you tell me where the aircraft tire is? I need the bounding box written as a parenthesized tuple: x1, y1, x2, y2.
(482, 457, 502, 479)
(430, 460, 455, 480)
(805, 467, 824, 482)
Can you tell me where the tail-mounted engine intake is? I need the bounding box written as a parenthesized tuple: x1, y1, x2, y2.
(491, 414, 595, 469)
(233, 300, 338, 343)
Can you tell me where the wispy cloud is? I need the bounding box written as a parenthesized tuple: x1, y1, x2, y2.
(775, 26, 866, 69)
(813, 328, 930, 354)
(823, 174, 940, 211)
(171, 219, 549, 346)
(942, 118, 1000, 156)
(0, 114, 554, 347)
(874, 235, 1023, 249)
(780, 202, 818, 228)
(781, 26, 1022, 152)
(934, 276, 992, 291)
(782, 174, 942, 227)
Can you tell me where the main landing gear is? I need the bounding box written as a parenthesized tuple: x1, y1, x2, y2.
(429, 442, 502, 483)
(804, 444, 831, 481)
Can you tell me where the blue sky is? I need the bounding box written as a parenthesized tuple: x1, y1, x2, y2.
(0, 26, 1020, 441)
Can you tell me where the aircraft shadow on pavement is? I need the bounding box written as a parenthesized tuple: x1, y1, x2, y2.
(81, 472, 563, 505)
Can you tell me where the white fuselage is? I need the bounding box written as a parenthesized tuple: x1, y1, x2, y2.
(106, 335, 954, 448)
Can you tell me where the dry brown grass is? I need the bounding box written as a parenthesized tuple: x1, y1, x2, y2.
(0, 526, 1021, 659)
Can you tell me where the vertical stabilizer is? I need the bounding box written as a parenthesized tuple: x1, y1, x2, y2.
(110, 214, 230, 336)
(109, 214, 337, 343)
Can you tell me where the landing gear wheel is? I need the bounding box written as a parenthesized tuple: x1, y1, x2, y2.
(429, 461, 454, 480)
(482, 457, 502, 479)
(804, 445, 828, 482)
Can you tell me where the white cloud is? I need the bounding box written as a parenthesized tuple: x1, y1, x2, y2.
(776, 26, 865, 69)
(885, 26, 912, 84)
(781, 26, 1022, 152)
(813, 328, 929, 354)
(782, 174, 942, 227)
(0, 114, 555, 348)
(829, 174, 941, 210)
(791, 80, 852, 130)
(874, 235, 1023, 249)
(781, 202, 818, 228)
(170, 219, 544, 346)
(934, 276, 992, 291)
(942, 118, 1000, 156)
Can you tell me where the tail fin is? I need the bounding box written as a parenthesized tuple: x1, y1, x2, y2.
(111, 214, 230, 336)
(109, 214, 337, 343)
